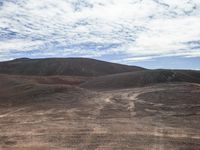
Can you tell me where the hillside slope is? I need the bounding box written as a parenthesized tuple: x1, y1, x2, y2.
(81, 69, 200, 90)
(0, 74, 88, 106)
(1, 77, 200, 149)
(0, 58, 145, 76)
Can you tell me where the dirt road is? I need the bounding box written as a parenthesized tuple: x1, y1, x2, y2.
(0, 83, 200, 150)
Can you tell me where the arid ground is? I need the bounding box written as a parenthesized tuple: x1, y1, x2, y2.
(0, 58, 200, 150)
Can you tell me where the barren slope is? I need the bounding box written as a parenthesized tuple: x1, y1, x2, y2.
(0, 74, 89, 107)
(0, 75, 200, 150)
(0, 58, 144, 76)
(81, 69, 200, 90)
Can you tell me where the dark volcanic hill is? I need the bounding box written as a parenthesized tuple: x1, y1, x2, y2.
(81, 69, 200, 90)
(0, 58, 144, 76)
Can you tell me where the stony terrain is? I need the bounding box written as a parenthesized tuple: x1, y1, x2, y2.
(0, 58, 200, 150)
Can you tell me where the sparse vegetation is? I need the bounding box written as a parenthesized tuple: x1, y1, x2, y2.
(0, 58, 200, 149)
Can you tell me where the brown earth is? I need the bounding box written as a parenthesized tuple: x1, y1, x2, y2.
(81, 69, 200, 90)
(0, 58, 144, 76)
(0, 73, 200, 150)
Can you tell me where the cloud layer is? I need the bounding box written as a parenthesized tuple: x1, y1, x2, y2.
(0, 0, 200, 62)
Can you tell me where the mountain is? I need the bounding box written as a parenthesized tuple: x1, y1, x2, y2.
(0, 58, 145, 76)
(81, 69, 200, 90)
(0, 58, 200, 149)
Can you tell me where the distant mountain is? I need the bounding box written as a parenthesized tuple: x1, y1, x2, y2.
(81, 69, 200, 90)
(0, 58, 145, 76)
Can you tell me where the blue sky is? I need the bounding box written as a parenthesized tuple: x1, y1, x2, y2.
(0, 0, 200, 69)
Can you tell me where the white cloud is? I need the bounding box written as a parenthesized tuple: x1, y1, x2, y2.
(0, 0, 200, 61)
(0, 39, 43, 52)
(121, 56, 154, 62)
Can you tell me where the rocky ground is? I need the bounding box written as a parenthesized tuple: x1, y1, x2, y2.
(0, 74, 200, 150)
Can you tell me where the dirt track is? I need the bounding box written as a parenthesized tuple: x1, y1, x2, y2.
(1, 81, 200, 150)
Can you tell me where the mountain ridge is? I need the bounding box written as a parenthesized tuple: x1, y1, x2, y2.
(81, 69, 200, 90)
(0, 57, 145, 76)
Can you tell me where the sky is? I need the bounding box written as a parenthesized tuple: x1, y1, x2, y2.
(0, 0, 200, 69)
